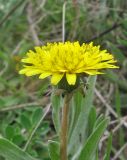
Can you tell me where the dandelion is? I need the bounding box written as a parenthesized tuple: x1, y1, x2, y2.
(19, 41, 118, 86)
(19, 41, 119, 160)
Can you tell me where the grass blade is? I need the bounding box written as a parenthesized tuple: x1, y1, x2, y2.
(0, 137, 36, 160)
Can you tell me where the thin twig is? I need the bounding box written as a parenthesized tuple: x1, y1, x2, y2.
(86, 23, 122, 42)
(109, 115, 127, 125)
(0, 62, 8, 76)
(95, 88, 127, 128)
(112, 143, 127, 160)
(95, 88, 118, 117)
(0, 97, 49, 112)
(12, 32, 29, 55)
(62, 2, 66, 42)
(23, 103, 51, 151)
(101, 115, 127, 144)
(27, 1, 40, 45)
(0, 0, 26, 27)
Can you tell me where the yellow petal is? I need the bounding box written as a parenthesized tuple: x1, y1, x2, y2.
(51, 73, 64, 85)
(66, 73, 76, 85)
(84, 70, 104, 75)
(25, 69, 42, 76)
(35, 47, 42, 53)
(21, 58, 32, 63)
(39, 72, 51, 79)
(19, 68, 42, 76)
(19, 68, 29, 74)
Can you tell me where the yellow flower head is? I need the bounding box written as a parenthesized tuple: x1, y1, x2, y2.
(19, 41, 118, 85)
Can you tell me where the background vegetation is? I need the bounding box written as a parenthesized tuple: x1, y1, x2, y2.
(0, 0, 127, 159)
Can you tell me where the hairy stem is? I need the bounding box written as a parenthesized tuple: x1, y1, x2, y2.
(60, 93, 72, 160)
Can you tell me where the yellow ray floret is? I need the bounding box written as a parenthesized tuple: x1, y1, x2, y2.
(19, 41, 118, 85)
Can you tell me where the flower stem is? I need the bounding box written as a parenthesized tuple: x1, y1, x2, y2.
(60, 93, 72, 160)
